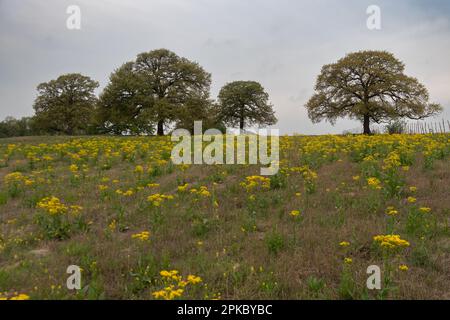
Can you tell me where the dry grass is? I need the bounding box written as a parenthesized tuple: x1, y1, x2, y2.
(0, 134, 449, 300)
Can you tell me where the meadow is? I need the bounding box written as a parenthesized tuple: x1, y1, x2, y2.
(0, 133, 449, 300)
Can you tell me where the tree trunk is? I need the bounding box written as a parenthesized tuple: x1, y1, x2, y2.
(157, 120, 164, 136)
(363, 114, 371, 135)
(239, 117, 244, 130)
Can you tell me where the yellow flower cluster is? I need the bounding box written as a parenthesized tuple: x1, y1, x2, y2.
(152, 286, 184, 300)
(131, 231, 150, 241)
(36, 196, 83, 216)
(289, 210, 301, 217)
(398, 264, 409, 271)
(147, 183, 159, 188)
(108, 219, 117, 232)
(385, 206, 399, 216)
(339, 241, 350, 247)
(98, 184, 109, 191)
(177, 183, 189, 192)
(152, 270, 203, 300)
(116, 189, 134, 197)
(4, 172, 37, 187)
(0, 293, 30, 300)
(240, 176, 271, 192)
(419, 207, 431, 213)
(367, 177, 382, 190)
(36, 196, 68, 215)
(373, 234, 410, 249)
(160, 270, 182, 280)
(190, 186, 211, 197)
(4, 172, 24, 184)
(147, 193, 174, 206)
(69, 205, 83, 216)
(301, 168, 318, 180)
(134, 165, 144, 174)
(407, 196, 417, 203)
(382, 151, 401, 170)
(186, 274, 202, 284)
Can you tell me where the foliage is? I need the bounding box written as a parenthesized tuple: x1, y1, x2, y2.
(98, 49, 211, 135)
(306, 50, 442, 134)
(217, 81, 277, 129)
(0, 117, 39, 138)
(33, 73, 99, 135)
(385, 120, 407, 134)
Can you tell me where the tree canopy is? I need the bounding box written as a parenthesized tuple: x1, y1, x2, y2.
(98, 49, 211, 135)
(33, 73, 99, 135)
(217, 81, 277, 130)
(305, 50, 442, 134)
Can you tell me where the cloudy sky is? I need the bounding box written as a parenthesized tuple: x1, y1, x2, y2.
(0, 0, 449, 134)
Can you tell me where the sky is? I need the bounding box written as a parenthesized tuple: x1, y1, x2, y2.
(0, 0, 449, 134)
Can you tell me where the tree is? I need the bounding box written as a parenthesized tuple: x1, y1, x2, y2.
(217, 81, 277, 130)
(173, 98, 225, 134)
(98, 49, 211, 135)
(33, 73, 99, 135)
(0, 116, 37, 138)
(97, 62, 153, 135)
(305, 50, 442, 134)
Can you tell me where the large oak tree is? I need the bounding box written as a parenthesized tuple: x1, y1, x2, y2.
(217, 81, 277, 130)
(98, 49, 211, 135)
(33, 73, 99, 135)
(306, 51, 442, 134)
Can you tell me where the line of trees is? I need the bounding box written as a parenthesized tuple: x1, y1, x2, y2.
(1, 49, 277, 138)
(1, 49, 442, 138)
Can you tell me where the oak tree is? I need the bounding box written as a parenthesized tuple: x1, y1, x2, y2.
(98, 49, 211, 135)
(217, 81, 277, 130)
(306, 51, 442, 134)
(33, 73, 99, 135)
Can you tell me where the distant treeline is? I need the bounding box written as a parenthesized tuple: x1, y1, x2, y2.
(0, 115, 100, 138)
(0, 116, 38, 138)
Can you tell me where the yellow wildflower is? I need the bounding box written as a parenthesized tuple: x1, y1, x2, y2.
(385, 206, 399, 216)
(367, 177, 382, 190)
(290, 210, 301, 217)
(131, 231, 150, 241)
(407, 196, 417, 203)
(134, 165, 144, 174)
(399, 265, 409, 271)
(187, 275, 202, 284)
(373, 234, 410, 249)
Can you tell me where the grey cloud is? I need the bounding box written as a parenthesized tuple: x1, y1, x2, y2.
(0, 0, 449, 134)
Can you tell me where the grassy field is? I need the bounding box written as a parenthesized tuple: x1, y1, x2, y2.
(0, 134, 449, 300)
